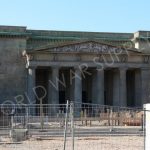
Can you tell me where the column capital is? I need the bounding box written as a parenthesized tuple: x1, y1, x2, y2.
(51, 66, 60, 69)
(28, 66, 36, 75)
(119, 67, 128, 71)
(74, 65, 83, 70)
(74, 66, 79, 70)
(96, 66, 105, 71)
(28, 66, 37, 70)
(141, 67, 150, 71)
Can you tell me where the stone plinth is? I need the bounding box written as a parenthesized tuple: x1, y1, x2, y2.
(10, 129, 28, 142)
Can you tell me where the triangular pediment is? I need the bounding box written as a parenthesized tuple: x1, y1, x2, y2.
(30, 40, 141, 55)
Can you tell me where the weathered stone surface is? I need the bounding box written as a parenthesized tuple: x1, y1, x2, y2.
(0, 25, 150, 108)
(10, 129, 28, 142)
(141, 68, 150, 104)
(0, 37, 27, 104)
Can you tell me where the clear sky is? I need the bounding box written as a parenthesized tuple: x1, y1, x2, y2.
(0, 0, 150, 33)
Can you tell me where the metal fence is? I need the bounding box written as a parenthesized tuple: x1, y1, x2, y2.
(0, 102, 145, 150)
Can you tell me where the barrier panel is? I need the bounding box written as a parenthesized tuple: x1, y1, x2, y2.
(0, 102, 145, 150)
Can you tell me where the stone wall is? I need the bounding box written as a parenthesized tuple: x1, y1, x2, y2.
(0, 25, 150, 106)
(0, 37, 27, 104)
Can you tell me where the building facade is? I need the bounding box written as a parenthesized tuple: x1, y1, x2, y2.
(0, 26, 150, 110)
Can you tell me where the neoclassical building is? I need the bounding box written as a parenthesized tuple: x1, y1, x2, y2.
(0, 25, 150, 110)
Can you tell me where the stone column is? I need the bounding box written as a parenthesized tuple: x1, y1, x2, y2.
(92, 70, 97, 104)
(48, 69, 52, 105)
(74, 67, 82, 116)
(141, 68, 150, 104)
(119, 68, 127, 107)
(113, 69, 120, 106)
(48, 67, 59, 115)
(70, 74, 75, 102)
(51, 67, 59, 104)
(74, 67, 82, 104)
(96, 68, 104, 105)
(135, 69, 142, 107)
(27, 67, 36, 115)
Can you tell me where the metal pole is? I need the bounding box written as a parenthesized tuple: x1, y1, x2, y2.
(110, 108, 114, 132)
(25, 106, 29, 129)
(40, 98, 44, 130)
(63, 100, 69, 150)
(10, 107, 15, 130)
(143, 108, 146, 150)
(70, 101, 74, 150)
(11, 115, 14, 130)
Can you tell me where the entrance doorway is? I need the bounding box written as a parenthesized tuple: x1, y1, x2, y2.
(127, 70, 135, 107)
(59, 91, 66, 104)
(35, 68, 48, 115)
(104, 70, 113, 106)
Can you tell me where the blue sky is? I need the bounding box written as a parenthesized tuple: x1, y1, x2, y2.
(0, 0, 150, 32)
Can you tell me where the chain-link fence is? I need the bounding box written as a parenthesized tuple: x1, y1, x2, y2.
(0, 102, 145, 150)
(72, 102, 144, 150)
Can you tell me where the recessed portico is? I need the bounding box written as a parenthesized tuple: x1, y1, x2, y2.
(26, 40, 150, 114)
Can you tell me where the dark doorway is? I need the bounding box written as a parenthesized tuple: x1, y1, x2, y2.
(35, 69, 48, 115)
(82, 91, 88, 103)
(59, 91, 66, 104)
(82, 69, 92, 103)
(59, 68, 71, 102)
(127, 70, 135, 107)
(104, 70, 113, 106)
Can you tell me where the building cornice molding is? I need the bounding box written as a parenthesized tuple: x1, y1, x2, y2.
(0, 31, 31, 38)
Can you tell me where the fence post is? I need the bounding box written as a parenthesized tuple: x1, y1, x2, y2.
(107, 108, 110, 126)
(81, 110, 83, 125)
(10, 115, 14, 130)
(40, 99, 44, 130)
(141, 114, 144, 131)
(144, 103, 150, 150)
(10, 107, 15, 130)
(25, 106, 29, 129)
(110, 108, 114, 132)
(63, 100, 69, 150)
(70, 101, 74, 150)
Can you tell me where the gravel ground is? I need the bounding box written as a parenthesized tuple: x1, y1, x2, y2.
(0, 136, 144, 150)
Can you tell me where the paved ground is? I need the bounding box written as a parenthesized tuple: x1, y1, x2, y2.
(0, 136, 144, 150)
(0, 124, 144, 150)
(0, 126, 143, 137)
